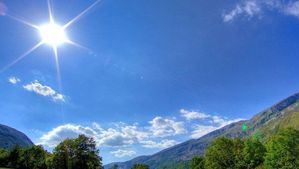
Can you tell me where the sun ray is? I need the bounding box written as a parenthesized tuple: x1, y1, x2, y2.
(47, 0, 54, 23)
(63, 0, 102, 29)
(66, 40, 92, 53)
(0, 41, 43, 73)
(52, 46, 63, 92)
(6, 14, 39, 29)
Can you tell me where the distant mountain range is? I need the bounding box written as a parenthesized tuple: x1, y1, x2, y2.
(105, 93, 299, 169)
(0, 124, 33, 149)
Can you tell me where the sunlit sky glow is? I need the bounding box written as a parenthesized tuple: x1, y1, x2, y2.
(0, 0, 299, 165)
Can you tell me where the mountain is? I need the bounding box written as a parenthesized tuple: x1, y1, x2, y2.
(105, 93, 299, 169)
(0, 124, 34, 149)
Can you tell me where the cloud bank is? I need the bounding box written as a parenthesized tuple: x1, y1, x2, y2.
(38, 109, 242, 157)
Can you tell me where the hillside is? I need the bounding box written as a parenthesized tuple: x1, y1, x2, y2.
(105, 93, 299, 169)
(0, 124, 33, 149)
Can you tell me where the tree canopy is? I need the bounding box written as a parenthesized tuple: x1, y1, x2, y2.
(264, 128, 299, 169)
(0, 135, 103, 169)
(190, 128, 299, 169)
(131, 163, 150, 169)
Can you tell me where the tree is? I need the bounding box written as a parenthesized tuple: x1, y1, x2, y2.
(242, 138, 266, 169)
(264, 128, 299, 169)
(131, 163, 150, 169)
(205, 137, 236, 169)
(51, 135, 103, 169)
(190, 156, 205, 169)
(6, 145, 22, 168)
(19, 145, 48, 169)
(232, 138, 245, 169)
(0, 149, 9, 167)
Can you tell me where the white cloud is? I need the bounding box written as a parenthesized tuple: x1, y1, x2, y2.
(223, 0, 299, 22)
(8, 76, 20, 84)
(180, 109, 243, 127)
(38, 124, 97, 147)
(149, 117, 187, 137)
(141, 139, 178, 149)
(38, 123, 150, 148)
(180, 109, 210, 120)
(38, 110, 243, 151)
(110, 149, 136, 158)
(223, 0, 261, 22)
(23, 80, 65, 102)
(191, 125, 218, 138)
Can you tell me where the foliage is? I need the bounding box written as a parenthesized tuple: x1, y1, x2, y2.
(264, 128, 299, 169)
(0, 135, 103, 169)
(0, 149, 8, 167)
(242, 138, 266, 168)
(6, 145, 22, 168)
(131, 163, 150, 169)
(50, 135, 102, 169)
(203, 137, 266, 169)
(19, 145, 48, 169)
(204, 137, 236, 169)
(190, 156, 204, 169)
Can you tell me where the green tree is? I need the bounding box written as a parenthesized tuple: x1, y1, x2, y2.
(131, 163, 150, 169)
(6, 145, 22, 168)
(190, 156, 205, 169)
(205, 137, 236, 169)
(242, 138, 266, 169)
(0, 149, 9, 167)
(232, 138, 245, 169)
(51, 135, 103, 169)
(19, 145, 48, 169)
(264, 128, 299, 169)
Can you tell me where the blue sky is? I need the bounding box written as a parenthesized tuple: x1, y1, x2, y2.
(0, 0, 299, 164)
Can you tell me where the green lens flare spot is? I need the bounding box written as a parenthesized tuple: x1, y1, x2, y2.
(242, 123, 248, 132)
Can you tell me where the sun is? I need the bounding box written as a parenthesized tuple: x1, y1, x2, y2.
(38, 23, 68, 47)
(1, 0, 102, 77)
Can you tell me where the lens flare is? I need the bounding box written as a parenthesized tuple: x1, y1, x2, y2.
(0, 2, 7, 16)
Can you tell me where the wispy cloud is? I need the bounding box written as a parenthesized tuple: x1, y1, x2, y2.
(110, 149, 136, 158)
(223, 0, 261, 22)
(223, 0, 299, 22)
(285, 1, 299, 17)
(191, 125, 218, 138)
(141, 139, 178, 149)
(180, 109, 243, 138)
(180, 109, 210, 121)
(8, 76, 21, 84)
(23, 80, 65, 102)
(180, 109, 242, 127)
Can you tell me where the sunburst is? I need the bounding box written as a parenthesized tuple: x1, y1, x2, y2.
(1, 0, 101, 87)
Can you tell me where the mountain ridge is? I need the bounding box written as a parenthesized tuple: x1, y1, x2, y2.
(0, 124, 34, 149)
(105, 92, 299, 169)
